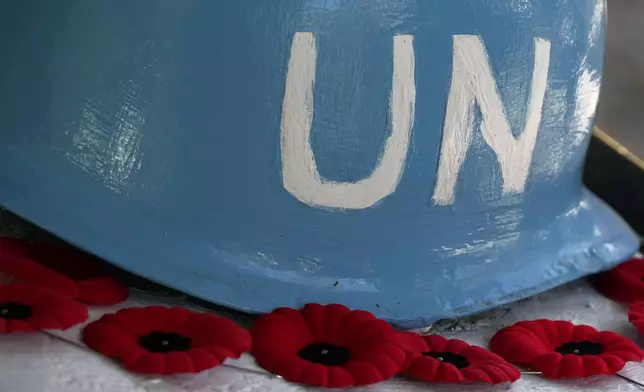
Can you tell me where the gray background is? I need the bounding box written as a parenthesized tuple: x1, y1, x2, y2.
(596, 0, 644, 157)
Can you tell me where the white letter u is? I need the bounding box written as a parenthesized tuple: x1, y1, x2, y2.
(280, 32, 416, 209)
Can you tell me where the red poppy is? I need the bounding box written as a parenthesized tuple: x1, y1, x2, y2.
(0, 237, 128, 305)
(0, 283, 88, 333)
(82, 306, 251, 375)
(395, 332, 520, 384)
(591, 255, 644, 303)
(490, 319, 644, 379)
(250, 303, 406, 388)
(628, 302, 644, 335)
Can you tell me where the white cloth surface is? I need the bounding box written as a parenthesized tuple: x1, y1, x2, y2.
(4, 278, 644, 392)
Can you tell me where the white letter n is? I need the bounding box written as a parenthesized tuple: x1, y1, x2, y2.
(432, 35, 551, 206)
(280, 32, 416, 209)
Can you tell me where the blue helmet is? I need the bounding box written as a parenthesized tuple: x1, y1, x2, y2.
(0, 0, 636, 328)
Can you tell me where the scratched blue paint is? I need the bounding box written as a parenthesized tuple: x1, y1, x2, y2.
(0, 0, 637, 328)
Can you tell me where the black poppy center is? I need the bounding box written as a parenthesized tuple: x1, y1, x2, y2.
(423, 351, 470, 369)
(0, 302, 32, 320)
(298, 343, 351, 366)
(556, 341, 605, 356)
(139, 332, 192, 353)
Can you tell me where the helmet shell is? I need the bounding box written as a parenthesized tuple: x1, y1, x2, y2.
(0, 0, 636, 328)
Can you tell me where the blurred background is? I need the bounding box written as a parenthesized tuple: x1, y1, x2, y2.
(596, 0, 643, 156)
(581, 0, 644, 236)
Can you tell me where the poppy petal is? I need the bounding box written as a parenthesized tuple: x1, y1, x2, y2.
(592, 256, 644, 303)
(204, 346, 240, 364)
(164, 307, 193, 331)
(183, 312, 251, 354)
(251, 315, 308, 362)
(0, 253, 80, 298)
(163, 352, 197, 374)
(405, 357, 439, 380)
(444, 338, 469, 354)
(395, 331, 428, 359)
(353, 346, 404, 377)
(599, 353, 628, 372)
(0, 283, 87, 333)
(582, 355, 612, 376)
(111, 308, 156, 335)
(343, 361, 385, 386)
(490, 361, 522, 382)
(557, 355, 585, 378)
(6, 320, 37, 333)
(461, 367, 492, 384)
(478, 363, 520, 384)
(551, 320, 575, 346)
(299, 363, 329, 387)
(184, 348, 220, 371)
(629, 302, 644, 336)
(465, 346, 504, 363)
(570, 325, 598, 341)
(338, 310, 377, 344)
(323, 304, 351, 343)
(129, 353, 167, 374)
(300, 303, 329, 342)
(83, 321, 143, 359)
(83, 306, 249, 375)
(251, 304, 405, 387)
(398, 334, 519, 384)
(327, 365, 355, 388)
(491, 319, 643, 379)
(272, 357, 309, 384)
(105, 309, 152, 335)
(76, 278, 129, 306)
(530, 353, 562, 378)
(352, 319, 397, 345)
(141, 306, 173, 332)
(273, 307, 313, 341)
(436, 363, 465, 383)
(0, 237, 127, 305)
(3, 283, 34, 301)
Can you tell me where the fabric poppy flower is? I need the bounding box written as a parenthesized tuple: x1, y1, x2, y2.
(250, 303, 407, 388)
(395, 332, 520, 384)
(0, 237, 128, 305)
(0, 283, 88, 333)
(591, 255, 644, 303)
(628, 302, 644, 335)
(82, 306, 251, 375)
(490, 319, 644, 379)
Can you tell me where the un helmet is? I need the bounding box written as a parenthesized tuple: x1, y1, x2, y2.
(0, 0, 636, 328)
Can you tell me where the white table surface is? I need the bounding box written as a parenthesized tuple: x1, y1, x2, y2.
(4, 272, 644, 392)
